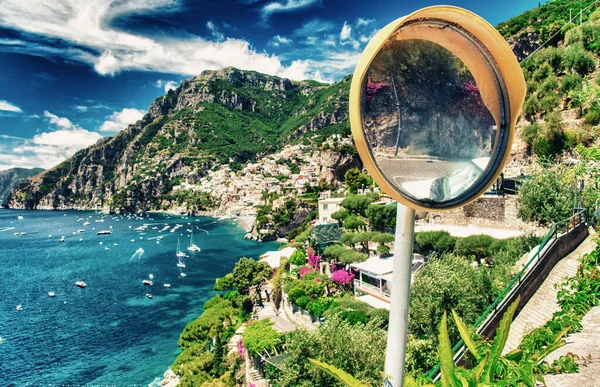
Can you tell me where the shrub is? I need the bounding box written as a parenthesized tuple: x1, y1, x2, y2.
(531, 62, 553, 83)
(563, 43, 596, 75)
(299, 267, 313, 278)
(584, 108, 600, 126)
(538, 76, 559, 97)
(415, 231, 456, 254)
(455, 234, 495, 262)
(287, 287, 306, 304)
(539, 94, 561, 114)
(377, 245, 390, 256)
(295, 295, 310, 308)
(306, 298, 336, 317)
(243, 319, 280, 355)
(289, 249, 307, 266)
(521, 122, 540, 148)
(560, 73, 583, 95)
(522, 95, 541, 120)
(338, 310, 370, 325)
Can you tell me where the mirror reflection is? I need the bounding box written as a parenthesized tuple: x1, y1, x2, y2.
(361, 35, 503, 206)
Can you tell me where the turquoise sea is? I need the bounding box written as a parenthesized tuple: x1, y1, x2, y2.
(0, 209, 275, 386)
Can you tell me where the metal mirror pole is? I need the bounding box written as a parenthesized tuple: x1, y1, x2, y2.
(384, 203, 416, 387)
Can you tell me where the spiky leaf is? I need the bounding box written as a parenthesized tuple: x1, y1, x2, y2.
(308, 358, 371, 387)
(438, 312, 459, 387)
(452, 309, 481, 361)
(482, 297, 520, 382)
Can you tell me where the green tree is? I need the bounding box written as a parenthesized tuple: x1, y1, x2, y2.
(231, 258, 272, 294)
(343, 215, 366, 231)
(344, 168, 371, 194)
(289, 248, 308, 266)
(342, 194, 378, 217)
(455, 234, 495, 264)
(274, 316, 386, 387)
(243, 319, 281, 355)
(517, 166, 575, 226)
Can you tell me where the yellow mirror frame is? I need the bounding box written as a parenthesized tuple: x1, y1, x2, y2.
(350, 6, 526, 211)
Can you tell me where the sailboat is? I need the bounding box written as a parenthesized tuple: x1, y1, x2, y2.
(187, 230, 201, 252)
(176, 239, 187, 258)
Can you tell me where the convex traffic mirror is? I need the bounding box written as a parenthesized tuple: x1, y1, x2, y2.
(350, 6, 526, 211)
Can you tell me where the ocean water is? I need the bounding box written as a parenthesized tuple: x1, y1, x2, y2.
(0, 209, 275, 386)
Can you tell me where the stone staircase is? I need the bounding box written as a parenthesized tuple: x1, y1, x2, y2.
(504, 232, 596, 354)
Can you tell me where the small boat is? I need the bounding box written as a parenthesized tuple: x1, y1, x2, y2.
(48, 234, 53, 238)
(148, 274, 154, 279)
(163, 284, 171, 288)
(145, 293, 153, 299)
(177, 261, 186, 268)
(180, 273, 187, 277)
(99, 242, 103, 245)
(77, 229, 85, 234)
(83, 221, 90, 226)
(17, 215, 23, 220)
(113, 243, 118, 246)
(176, 239, 186, 258)
(76, 281, 87, 288)
(16, 305, 23, 311)
(143, 280, 153, 286)
(104, 247, 110, 251)
(48, 291, 55, 297)
(134, 226, 146, 232)
(95, 219, 105, 223)
(79, 238, 83, 242)
(20, 232, 27, 235)
(131, 239, 136, 243)
(60, 236, 66, 242)
(97, 230, 112, 235)
(13, 232, 18, 236)
(187, 230, 201, 252)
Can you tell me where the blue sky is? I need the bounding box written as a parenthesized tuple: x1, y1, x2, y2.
(0, 0, 541, 170)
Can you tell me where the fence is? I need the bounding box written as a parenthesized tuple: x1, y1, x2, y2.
(428, 208, 588, 380)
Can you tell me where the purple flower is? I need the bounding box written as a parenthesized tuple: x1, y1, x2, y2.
(331, 270, 355, 284)
(308, 254, 320, 269)
(299, 267, 314, 278)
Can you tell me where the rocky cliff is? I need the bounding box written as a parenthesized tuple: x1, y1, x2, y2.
(0, 167, 44, 204)
(4, 68, 353, 212)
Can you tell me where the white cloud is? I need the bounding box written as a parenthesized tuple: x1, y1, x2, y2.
(0, 100, 22, 113)
(206, 20, 224, 42)
(32, 129, 102, 147)
(44, 110, 74, 130)
(99, 108, 145, 133)
(0, 0, 327, 82)
(340, 22, 352, 41)
(269, 35, 292, 47)
(155, 79, 179, 93)
(293, 19, 334, 36)
(261, 0, 320, 21)
(357, 18, 375, 27)
(0, 116, 103, 169)
(75, 105, 88, 112)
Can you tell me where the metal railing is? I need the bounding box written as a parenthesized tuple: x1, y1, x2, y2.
(427, 208, 587, 380)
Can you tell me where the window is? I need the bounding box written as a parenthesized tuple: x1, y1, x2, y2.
(323, 217, 328, 223)
(322, 204, 329, 210)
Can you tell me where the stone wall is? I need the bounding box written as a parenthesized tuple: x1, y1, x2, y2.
(430, 195, 543, 233)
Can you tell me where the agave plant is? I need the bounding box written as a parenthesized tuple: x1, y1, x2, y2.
(309, 296, 570, 387)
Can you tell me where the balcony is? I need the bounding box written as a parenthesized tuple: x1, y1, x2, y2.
(353, 279, 391, 301)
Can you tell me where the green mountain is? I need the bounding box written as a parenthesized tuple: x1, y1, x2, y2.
(4, 68, 352, 212)
(0, 167, 44, 204)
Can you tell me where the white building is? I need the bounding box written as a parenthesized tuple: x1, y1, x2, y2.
(317, 197, 345, 224)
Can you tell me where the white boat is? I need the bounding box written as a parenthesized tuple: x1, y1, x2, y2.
(17, 215, 23, 220)
(187, 230, 201, 252)
(16, 305, 23, 311)
(48, 234, 53, 238)
(131, 239, 136, 243)
(76, 281, 87, 288)
(77, 229, 85, 233)
(79, 238, 83, 242)
(97, 230, 112, 235)
(83, 221, 90, 226)
(180, 273, 186, 277)
(48, 292, 55, 297)
(95, 219, 105, 223)
(177, 261, 186, 268)
(60, 236, 65, 242)
(145, 293, 153, 299)
(143, 280, 153, 286)
(176, 239, 187, 258)
(148, 274, 154, 279)
(13, 232, 18, 236)
(163, 284, 171, 288)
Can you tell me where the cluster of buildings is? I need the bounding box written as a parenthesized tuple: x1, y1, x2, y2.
(172, 143, 324, 231)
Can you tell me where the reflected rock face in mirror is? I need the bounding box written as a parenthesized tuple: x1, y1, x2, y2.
(362, 36, 503, 206)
